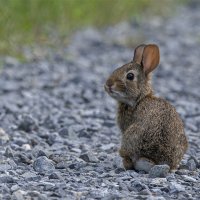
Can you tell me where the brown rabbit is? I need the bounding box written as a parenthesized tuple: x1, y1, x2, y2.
(104, 44, 188, 172)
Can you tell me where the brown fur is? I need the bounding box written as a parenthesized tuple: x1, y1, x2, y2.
(105, 44, 188, 171)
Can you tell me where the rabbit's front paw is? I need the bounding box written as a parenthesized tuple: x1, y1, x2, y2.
(119, 149, 135, 170)
(122, 157, 134, 170)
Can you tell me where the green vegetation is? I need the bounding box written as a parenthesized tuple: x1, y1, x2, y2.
(0, 0, 185, 57)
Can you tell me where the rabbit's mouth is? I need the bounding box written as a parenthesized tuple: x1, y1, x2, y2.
(104, 84, 128, 101)
(106, 88, 126, 99)
(105, 85, 136, 106)
(110, 90, 124, 97)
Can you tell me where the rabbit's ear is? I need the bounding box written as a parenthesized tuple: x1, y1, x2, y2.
(133, 44, 146, 64)
(142, 44, 160, 75)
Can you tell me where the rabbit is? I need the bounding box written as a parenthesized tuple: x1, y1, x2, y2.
(104, 44, 188, 172)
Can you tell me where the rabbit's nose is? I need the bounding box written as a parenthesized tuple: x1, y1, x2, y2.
(104, 84, 112, 92)
(106, 79, 114, 88)
(105, 80, 114, 93)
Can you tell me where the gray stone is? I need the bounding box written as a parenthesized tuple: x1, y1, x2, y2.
(175, 169, 189, 175)
(151, 188, 163, 195)
(11, 185, 20, 192)
(129, 170, 139, 178)
(56, 161, 67, 169)
(8, 159, 17, 168)
(0, 175, 16, 183)
(189, 156, 200, 168)
(21, 143, 31, 151)
(79, 152, 98, 163)
(101, 194, 123, 200)
(21, 171, 41, 181)
(26, 191, 48, 199)
(0, 128, 9, 144)
(18, 114, 38, 132)
(14, 137, 28, 146)
(47, 132, 58, 145)
(12, 190, 26, 200)
(38, 194, 48, 200)
(118, 181, 129, 191)
(150, 178, 168, 187)
(0, 164, 11, 172)
(33, 156, 55, 173)
(68, 124, 85, 138)
(129, 180, 148, 192)
(115, 167, 126, 174)
(4, 146, 14, 157)
(49, 172, 62, 179)
(88, 189, 105, 199)
(101, 143, 116, 151)
(43, 115, 57, 130)
(182, 175, 197, 182)
(113, 156, 124, 169)
(98, 152, 108, 161)
(151, 197, 166, 200)
(58, 127, 69, 137)
(169, 182, 185, 193)
(138, 188, 152, 195)
(186, 158, 197, 171)
(37, 150, 48, 158)
(149, 165, 170, 178)
(166, 173, 175, 181)
(1, 184, 10, 194)
(17, 153, 32, 164)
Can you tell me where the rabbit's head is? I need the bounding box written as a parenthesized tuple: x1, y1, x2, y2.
(104, 44, 160, 106)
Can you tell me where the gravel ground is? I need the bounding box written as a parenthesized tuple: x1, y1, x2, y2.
(0, 3, 200, 200)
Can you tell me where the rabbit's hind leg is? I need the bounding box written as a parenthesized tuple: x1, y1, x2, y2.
(134, 157, 155, 173)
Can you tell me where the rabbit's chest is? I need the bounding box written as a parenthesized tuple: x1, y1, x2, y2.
(117, 104, 136, 132)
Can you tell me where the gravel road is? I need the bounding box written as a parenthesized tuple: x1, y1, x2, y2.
(0, 2, 200, 200)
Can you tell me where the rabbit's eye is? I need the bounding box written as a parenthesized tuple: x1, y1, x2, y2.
(126, 73, 134, 80)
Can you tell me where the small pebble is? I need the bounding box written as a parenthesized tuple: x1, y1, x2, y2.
(4, 146, 14, 157)
(182, 175, 197, 183)
(169, 182, 185, 193)
(58, 127, 69, 137)
(175, 169, 189, 175)
(49, 172, 61, 179)
(37, 150, 48, 158)
(186, 159, 197, 171)
(21, 144, 32, 151)
(0, 128, 9, 144)
(79, 152, 98, 163)
(11, 185, 20, 192)
(129, 180, 148, 192)
(18, 114, 38, 132)
(149, 165, 170, 178)
(33, 156, 55, 173)
(0, 175, 15, 183)
(12, 190, 26, 200)
(17, 153, 32, 164)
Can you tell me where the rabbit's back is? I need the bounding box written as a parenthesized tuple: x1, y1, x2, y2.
(119, 96, 184, 133)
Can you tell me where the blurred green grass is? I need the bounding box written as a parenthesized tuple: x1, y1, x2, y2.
(0, 0, 185, 57)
